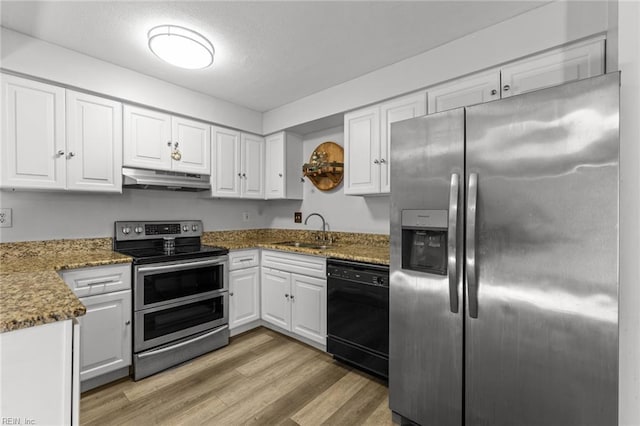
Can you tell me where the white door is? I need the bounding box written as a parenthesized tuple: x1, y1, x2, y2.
(379, 92, 427, 193)
(501, 39, 604, 97)
(344, 106, 380, 195)
(171, 116, 210, 174)
(428, 70, 501, 113)
(264, 133, 285, 199)
(241, 133, 265, 199)
(291, 273, 326, 345)
(1, 74, 66, 190)
(77, 290, 131, 381)
(66, 91, 122, 192)
(123, 105, 171, 171)
(211, 125, 241, 197)
(229, 267, 260, 329)
(260, 268, 291, 330)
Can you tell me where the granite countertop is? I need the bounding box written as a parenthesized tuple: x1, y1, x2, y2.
(0, 238, 132, 333)
(1, 230, 388, 334)
(202, 229, 390, 265)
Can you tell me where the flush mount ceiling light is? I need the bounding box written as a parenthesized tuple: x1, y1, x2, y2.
(147, 25, 214, 70)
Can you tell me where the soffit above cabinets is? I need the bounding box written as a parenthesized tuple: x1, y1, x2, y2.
(0, 1, 549, 112)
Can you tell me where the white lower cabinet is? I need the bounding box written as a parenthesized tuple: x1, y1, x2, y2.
(60, 263, 132, 390)
(261, 250, 327, 346)
(229, 267, 261, 329)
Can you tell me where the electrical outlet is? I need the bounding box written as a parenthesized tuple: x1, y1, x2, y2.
(0, 208, 13, 228)
(294, 212, 302, 223)
(242, 212, 250, 222)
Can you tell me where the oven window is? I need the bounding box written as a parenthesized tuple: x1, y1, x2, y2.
(328, 280, 389, 356)
(144, 297, 224, 341)
(144, 265, 223, 305)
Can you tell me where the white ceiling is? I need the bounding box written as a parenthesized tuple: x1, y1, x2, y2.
(0, 1, 548, 112)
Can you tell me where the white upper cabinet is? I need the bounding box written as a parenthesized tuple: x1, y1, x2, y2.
(428, 70, 501, 114)
(428, 38, 605, 113)
(124, 105, 211, 174)
(171, 116, 210, 174)
(501, 38, 605, 97)
(264, 132, 303, 200)
(66, 91, 122, 192)
(211, 126, 264, 198)
(1, 74, 66, 190)
(345, 91, 427, 195)
(1, 74, 122, 192)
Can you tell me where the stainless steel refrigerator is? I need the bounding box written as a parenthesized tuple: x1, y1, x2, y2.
(389, 73, 619, 426)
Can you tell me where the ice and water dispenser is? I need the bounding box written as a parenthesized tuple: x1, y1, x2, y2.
(401, 210, 448, 275)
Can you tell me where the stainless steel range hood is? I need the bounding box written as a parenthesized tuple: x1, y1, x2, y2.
(122, 167, 210, 192)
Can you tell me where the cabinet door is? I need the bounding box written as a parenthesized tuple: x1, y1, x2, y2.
(264, 132, 285, 199)
(78, 290, 132, 381)
(229, 267, 260, 329)
(380, 92, 427, 193)
(123, 105, 171, 171)
(291, 273, 326, 345)
(344, 106, 380, 195)
(211, 125, 241, 197)
(241, 133, 265, 199)
(261, 268, 291, 330)
(501, 39, 604, 98)
(66, 91, 122, 192)
(428, 70, 501, 113)
(171, 116, 210, 174)
(1, 74, 66, 190)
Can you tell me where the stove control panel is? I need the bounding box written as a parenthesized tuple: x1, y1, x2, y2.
(115, 220, 203, 241)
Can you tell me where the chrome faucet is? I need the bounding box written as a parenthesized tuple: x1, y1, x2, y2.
(304, 213, 328, 242)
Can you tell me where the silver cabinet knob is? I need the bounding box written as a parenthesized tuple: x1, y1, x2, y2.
(230, 292, 234, 296)
(379, 158, 386, 164)
(242, 173, 247, 178)
(167, 141, 172, 146)
(68, 152, 75, 158)
(278, 173, 283, 177)
(290, 295, 295, 301)
(490, 89, 498, 95)
(373, 159, 380, 164)
(125, 320, 131, 325)
(174, 142, 179, 148)
(57, 150, 65, 156)
(503, 84, 511, 91)
(285, 294, 289, 298)
(238, 173, 242, 177)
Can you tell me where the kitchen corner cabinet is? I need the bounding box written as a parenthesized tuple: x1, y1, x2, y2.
(60, 263, 131, 388)
(211, 125, 264, 199)
(261, 250, 327, 345)
(0, 320, 80, 425)
(123, 105, 210, 174)
(265, 132, 303, 200)
(344, 91, 427, 195)
(228, 250, 261, 331)
(428, 38, 605, 114)
(1, 74, 122, 192)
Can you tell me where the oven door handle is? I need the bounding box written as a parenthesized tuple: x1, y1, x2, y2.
(137, 258, 226, 274)
(137, 325, 229, 359)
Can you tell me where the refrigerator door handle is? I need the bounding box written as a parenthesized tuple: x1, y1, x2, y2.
(466, 172, 479, 318)
(447, 173, 460, 313)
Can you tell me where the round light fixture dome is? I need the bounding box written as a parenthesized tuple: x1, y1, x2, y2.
(148, 25, 214, 70)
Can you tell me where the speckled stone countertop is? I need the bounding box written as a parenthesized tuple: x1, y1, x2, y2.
(0, 238, 132, 333)
(202, 229, 389, 265)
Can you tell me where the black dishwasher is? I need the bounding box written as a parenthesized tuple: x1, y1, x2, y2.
(327, 258, 389, 379)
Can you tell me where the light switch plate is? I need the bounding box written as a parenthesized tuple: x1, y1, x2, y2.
(0, 208, 12, 228)
(294, 212, 302, 223)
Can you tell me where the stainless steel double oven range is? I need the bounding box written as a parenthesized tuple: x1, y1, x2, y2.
(114, 220, 229, 380)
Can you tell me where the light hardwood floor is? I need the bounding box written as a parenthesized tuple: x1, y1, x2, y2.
(81, 327, 392, 425)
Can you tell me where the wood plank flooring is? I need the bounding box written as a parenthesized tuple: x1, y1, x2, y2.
(81, 327, 392, 425)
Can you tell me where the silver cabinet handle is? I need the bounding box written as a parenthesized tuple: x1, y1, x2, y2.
(490, 89, 497, 95)
(137, 326, 229, 359)
(503, 84, 510, 92)
(447, 173, 460, 314)
(57, 150, 65, 156)
(466, 173, 479, 319)
(174, 142, 179, 148)
(373, 159, 380, 164)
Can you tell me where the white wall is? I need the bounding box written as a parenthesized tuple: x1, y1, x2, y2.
(266, 126, 390, 234)
(0, 28, 262, 134)
(263, 1, 609, 134)
(617, 1, 640, 424)
(0, 190, 269, 242)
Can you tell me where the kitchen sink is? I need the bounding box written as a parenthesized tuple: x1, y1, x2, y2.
(274, 241, 331, 250)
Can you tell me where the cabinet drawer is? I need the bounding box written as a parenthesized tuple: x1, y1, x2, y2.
(261, 250, 326, 279)
(229, 249, 260, 271)
(60, 263, 131, 297)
